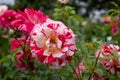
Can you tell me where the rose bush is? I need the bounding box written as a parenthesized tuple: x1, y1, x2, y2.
(0, 1, 120, 80)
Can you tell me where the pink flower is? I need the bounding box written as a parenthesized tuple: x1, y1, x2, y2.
(95, 44, 120, 74)
(74, 62, 85, 78)
(11, 8, 48, 34)
(10, 37, 24, 51)
(30, 20, 76, 69)
(102, 16, 119, 35)
(0, 10, 17, 28)
(10, 37, 34, 72)
(111, 20, 119, 35)
(111, 25, 118, 35)
(115, 15, 120, 20)
(102, 16, 111, 23)
(0, 5, 8, 16)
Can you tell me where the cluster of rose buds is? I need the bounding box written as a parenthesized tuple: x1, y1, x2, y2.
(0, 5, 76, 71)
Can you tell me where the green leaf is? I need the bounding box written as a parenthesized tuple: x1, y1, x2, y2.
(11, 49, 20, 62)
(95, 68, 104, 75)
(30, 77, 41, 80)
(110, 50, 118, 61)
(111, 11, 118, 16)
(110, 2, 119, 8)
(0, 55, 11, 64)
(103, 56, 114, 60)
(0, 37, 10, 55)
(0, 49, 19, 64)
(108, 9, 118, 13)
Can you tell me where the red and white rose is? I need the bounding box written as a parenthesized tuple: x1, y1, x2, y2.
(95, 44, 120, 74)
(30, 20, 76, 69)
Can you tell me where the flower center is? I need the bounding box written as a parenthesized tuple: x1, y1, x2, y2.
(50, 36, 56, 44)
(45, 35, 59, 53)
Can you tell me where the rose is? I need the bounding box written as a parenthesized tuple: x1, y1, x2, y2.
(95, 44, 120, 74)
(30, 20, 76, 69)
(11, 8, 48, 34)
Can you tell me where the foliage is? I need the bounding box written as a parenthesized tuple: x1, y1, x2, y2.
(0, 0, 120, 80)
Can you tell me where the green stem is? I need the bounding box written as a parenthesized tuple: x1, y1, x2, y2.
(88, 51, 101, 80)
(23, 36, 29, 53)
(69, 63, 79, 80)
(15, 38, 22, 48)
(74, 55, 82, 80)
(56, 69, 62, 80)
